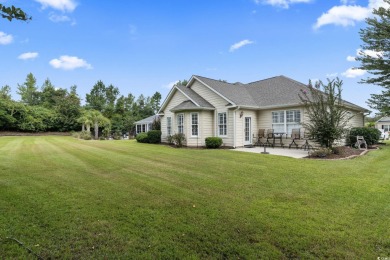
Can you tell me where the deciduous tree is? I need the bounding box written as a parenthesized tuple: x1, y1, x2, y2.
(299, 78, 353, 148)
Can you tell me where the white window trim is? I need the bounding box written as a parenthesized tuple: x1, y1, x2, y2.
(218, 112, 227, 137)
(272, 109, 301, 133)
(191, 112, 199, 137)
(177, 113, 184, 134)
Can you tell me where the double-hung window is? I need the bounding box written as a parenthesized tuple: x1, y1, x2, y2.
(191, 113, 198, 137)
(272, 110, 301, 135)
(286, 110, 301, 134)
(218, 112, 227, 136)
(272, 111, 285, 133)
(177, 114, 184, 134)
(383, 125, 390, 132)
(167, 117, 172, 136)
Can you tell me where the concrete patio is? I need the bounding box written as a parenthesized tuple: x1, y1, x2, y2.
(232, 146, 310, 159)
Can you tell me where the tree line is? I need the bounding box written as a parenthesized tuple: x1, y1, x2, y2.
(0, 73, 161, 135)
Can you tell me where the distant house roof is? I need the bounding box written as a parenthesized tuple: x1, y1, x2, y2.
(377, 117, 390, 123)
(134, 115, 159, 125)
(191, 75, 369, 111)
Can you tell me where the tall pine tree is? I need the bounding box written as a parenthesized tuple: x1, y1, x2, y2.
(357, 0, 390, 115)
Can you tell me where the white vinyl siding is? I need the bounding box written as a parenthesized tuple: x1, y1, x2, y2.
(218, 112, 227, 136)
(160, 90, 187, 143)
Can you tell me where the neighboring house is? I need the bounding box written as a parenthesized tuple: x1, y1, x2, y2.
(134, 115, 159, 135)
(157, 75, 369, 148)
(376, 117, 390, 132)
(376, 117, 390, 139)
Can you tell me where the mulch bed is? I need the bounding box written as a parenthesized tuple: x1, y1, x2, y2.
(306, 145, 379, 160)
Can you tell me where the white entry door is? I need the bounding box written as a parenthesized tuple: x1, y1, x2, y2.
(244, 117, 252, 145)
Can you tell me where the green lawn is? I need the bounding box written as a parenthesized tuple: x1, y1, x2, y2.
(1, 136, 389, 259)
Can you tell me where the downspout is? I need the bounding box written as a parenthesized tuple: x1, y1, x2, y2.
(233, 106, 240, 148)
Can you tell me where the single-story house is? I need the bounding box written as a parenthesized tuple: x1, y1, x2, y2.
(376, 117, 390, 139)
(156, 75, 369, 148)
(376, 116, 390, 132)
(134, 115, 159, 135)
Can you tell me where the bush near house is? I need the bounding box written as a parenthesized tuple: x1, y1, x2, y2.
(135, 132, 149, 143)
(80, 131, 92, 140)
(171, 133, 186, 147)
(347, 127, 381, 146)
(147, 130, 162, 144)
(205, 137, 223, 149)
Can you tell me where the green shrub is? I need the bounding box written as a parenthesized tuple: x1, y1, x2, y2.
(136, 132, 149, 143)
(71, 131, 80, 139)
(309, 147, 332, 158)
(80, 131, 92, 140)
(112, 130, 122, 140)
(99, 136, 106, 140)
(205, 137, 223, 149)
(147, 130, 162, 144)
(332, 146, 345, 156)
(171, 133, 186, 147)
(347, 127, 381, 146)
(167, 135, 174, 145)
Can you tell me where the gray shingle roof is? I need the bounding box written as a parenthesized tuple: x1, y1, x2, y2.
(377, 117, 390, 122)
(170, 100, 200, 112)
(176, 84, 214, 109)
(193, 75, 368, 111)
(134, 115, 159, 124)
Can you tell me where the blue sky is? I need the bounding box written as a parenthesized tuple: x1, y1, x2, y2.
(0, 0, 387, 112)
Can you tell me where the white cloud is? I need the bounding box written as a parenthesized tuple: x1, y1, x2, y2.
(254, 0, 311, 9)
(229, 39, 254, 52)
(35, 0, 77, 12)
(342, 68, 366, 78)
(346, 55, 356, 61)
(314, 0, 390, 29)
(357, 48, 383, 58)
(163, 80, 179, 89)
(18, 52, 39, 60)
(340, 0, 355, 4)
(49, 55, 92, 70)
(48, 13, 76, 25)
(49, 13, 71, 22)
(326, 73, 338, 77)
(314, 5, 370, 29)
(0, 31, 13, 45)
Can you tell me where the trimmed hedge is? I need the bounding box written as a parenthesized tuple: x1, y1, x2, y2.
(135, 132, 149, 143)
(347, 127, 381, 146)
(147, 130, 162, 144)
(205, 137, 223, 149)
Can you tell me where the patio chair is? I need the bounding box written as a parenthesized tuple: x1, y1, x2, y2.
(255, 129, 265, 146)
(288, 128, 301, 149)
(264, 129, 275, 147)
(354, 136, 367, 150)
(301, 130, 313, 151)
